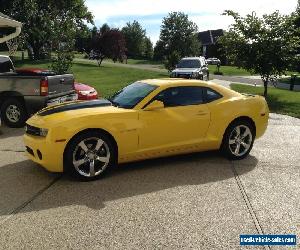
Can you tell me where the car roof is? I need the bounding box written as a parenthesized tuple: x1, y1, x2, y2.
(142, 78, 213, 87)
(181, 57, 203, 60)
(140, 78, 241, 98)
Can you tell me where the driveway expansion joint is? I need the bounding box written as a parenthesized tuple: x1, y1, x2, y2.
(230, 161, 271, 250)
(0, 149, 25, 153)
(0, 175, 62, 226)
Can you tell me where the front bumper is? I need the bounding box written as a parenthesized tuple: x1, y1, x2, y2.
(170, 72, 202, 79)
(24, 134, 65, 173)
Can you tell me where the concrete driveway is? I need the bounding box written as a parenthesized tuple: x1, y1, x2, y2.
(0, 114, 299, 250)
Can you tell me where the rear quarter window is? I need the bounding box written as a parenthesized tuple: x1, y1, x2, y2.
(0, 57, 14, 73)
(204, 88, 223, 103)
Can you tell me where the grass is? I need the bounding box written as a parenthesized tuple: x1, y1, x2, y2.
(230, 83, 300, 118)
(279, 76, 300, 85)
(208, 65, 251, 76)
(14, 60, 168, 97)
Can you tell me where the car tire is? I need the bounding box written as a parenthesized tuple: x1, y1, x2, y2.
(64, 130, 117, 181)
(220, 120, 255, 160)
(1, 98, 28, 128)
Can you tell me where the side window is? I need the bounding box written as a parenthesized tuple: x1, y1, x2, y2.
(155, 86, 204, 107)
(0, 57, 14, 73)
(204, 88, 223, 103)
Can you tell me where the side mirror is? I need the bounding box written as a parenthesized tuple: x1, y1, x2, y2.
(144, 100, 164, 111)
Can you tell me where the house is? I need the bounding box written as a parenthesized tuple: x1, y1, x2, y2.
(0, 12, 22, 44)
(198, 29, 226, 64)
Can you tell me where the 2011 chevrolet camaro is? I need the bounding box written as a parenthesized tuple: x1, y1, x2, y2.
(24, 79, 269, 180)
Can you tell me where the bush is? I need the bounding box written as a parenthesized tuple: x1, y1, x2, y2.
(50, 50, 74, 74)
(164, 51, 181, 71)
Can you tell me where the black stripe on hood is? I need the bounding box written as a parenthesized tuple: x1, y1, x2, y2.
(38, 99, 112, 116)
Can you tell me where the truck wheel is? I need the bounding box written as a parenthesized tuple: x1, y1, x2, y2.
(1, 98, 28, 128)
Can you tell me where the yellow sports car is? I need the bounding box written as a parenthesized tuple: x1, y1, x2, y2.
(24, 79, 269, 180)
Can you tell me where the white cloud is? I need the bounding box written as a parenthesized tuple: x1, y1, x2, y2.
(86, 0, 298, 43)
(87, 0, 297, 21)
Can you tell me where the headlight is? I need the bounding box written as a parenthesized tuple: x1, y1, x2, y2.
(25, 124, 48, 137)
(192, 72, 199, 78)
(39, 128, 48, 137)
(79, 90, 93, 95)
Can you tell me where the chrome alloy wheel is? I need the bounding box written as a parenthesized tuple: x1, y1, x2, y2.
(72, 137, 111, 177)
(228, 125, 253, 157)
(6, 104, 21, 123)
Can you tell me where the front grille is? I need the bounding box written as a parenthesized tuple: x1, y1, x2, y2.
(25, 124, 40, 136)
(177, 74, 191, 79)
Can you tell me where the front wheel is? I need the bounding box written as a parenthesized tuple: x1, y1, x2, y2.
(1, 98, 28, 128)
(64, 131, 116, 181)
(220, 120, 255, 160)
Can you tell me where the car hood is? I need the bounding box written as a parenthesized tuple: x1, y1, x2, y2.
(172, 68, 200, 73)
(27, 99, 126, 127)
(38, 99, 111, 116)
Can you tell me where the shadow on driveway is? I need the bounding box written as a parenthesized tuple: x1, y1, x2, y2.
(0, 151, 258, 216)
(0, 125, 24, 139)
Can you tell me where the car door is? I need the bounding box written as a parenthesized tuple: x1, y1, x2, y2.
(138, 86, 211, 153)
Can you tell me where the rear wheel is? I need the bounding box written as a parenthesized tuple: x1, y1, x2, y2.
(64, 131, 116, 181)
(221, 120, 255, 160)
(1, 98, 27, 128)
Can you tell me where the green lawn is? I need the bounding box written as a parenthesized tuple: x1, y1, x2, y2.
(279, 76, 300, 85)
(208, 65, 251, 76)
(230, 83, 300, 118)
(14, 60, 168, 97)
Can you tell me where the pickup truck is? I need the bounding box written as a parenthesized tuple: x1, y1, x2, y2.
(0, 55, 77, 127)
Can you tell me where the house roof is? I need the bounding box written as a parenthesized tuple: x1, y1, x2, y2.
(0, 12, 22, 43)
(198, 29, 224, 46)
(0, 12, 22, 28)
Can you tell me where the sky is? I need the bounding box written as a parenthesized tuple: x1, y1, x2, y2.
(86, 0, 298, 44)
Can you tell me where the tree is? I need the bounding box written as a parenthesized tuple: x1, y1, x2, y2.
(91, 27, 127, 66)
(144, 37, 153, 59)
(1, 0, 93, 59)
(153, 40, 165, 61)
(75, 26, 93, 53)
(164, 50, 181, 71)
(100, 23, 111, 34)
(122, 21, 146, 58)
(219, 10, 300, 96)
(155, 12, 201, 70)
(293, 0, 300, 72)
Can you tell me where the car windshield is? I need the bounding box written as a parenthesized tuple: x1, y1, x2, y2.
(109, 82, 157, 109)
(177, 59, 200, 69)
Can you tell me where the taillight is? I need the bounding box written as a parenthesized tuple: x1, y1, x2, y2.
(40, 78, 48, 96)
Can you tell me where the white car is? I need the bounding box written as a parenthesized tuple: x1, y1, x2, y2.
(206, 58, 221, 65)
(170, 57, 209, 81)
